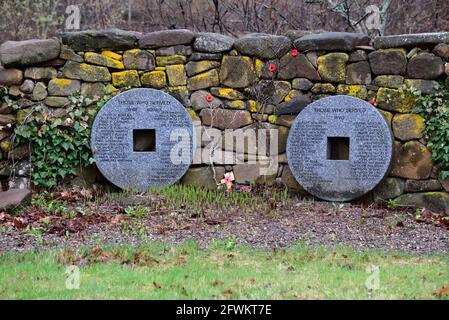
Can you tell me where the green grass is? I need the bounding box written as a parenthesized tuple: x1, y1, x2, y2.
(0, 241, 447, 299)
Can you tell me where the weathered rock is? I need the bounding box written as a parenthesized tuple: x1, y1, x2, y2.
(31, 82, 47, 101)
(81, 82, 106, 99)
(374, 75, 404, 88)
(84, 52, 124, 69)
(62, 61, 111, 82)
(234, 33, 291, 59)
(317, 52, 348, 83)
(373, 177, 405, 201)
(0, 189, 31, 211)
(433, 43, 449, 60)
(275, 115, 296, 127)
(210, 87, 244, 100)
(48, 79, 80, 96)
(112, 70, 141, 87)
(294, 32, 370, 51)
(0, 39, 60, 66)
(24, 67, 57, 80)
(44, 96, 69, 107)
(373, 32, 449, 49)
(395, 192, 449, 213)
(368, 49, 406, 75)
(165, 64, 187, 86)
(336, 84, 367, 99)
(101, 51, 123, 61)
(405, 179, 442, 193)
(156, 45, 192, 56)
(280, 165, 303, 191)
(346, 61, 371, 85)
(390, 141, 433, 179)
(191, 90, 223, 110)
(20, 79, 34, 94)
(392, 113, 425, 141)
(193, 32, 234, 53)
(123, 49, 155, 71)
(233, 163, 263, 183)
(199, 109, 252, 129)
(260, 80, 291, 104)
(156, 55, 187, 66)
(189, 52, 222, 61)
(185, 60, 220, 77)
(59, 46, 83, 62)
(0, 114, 15, 126)
(181, 166, 225, 189)
(407, 53, 444, 79)
(0, 67, 23, 85)
(139, 29, 194, 48)
(61, 29, 139, 51)
(278, 53, 320, 80)
(311, 83, 336, 94)
(404, 79, 438, 94)
(349, 50, 368, 62)
(376, 87, 415, 113)
(275, 94, 311, 115)
(292, 78, 313, 90)
(187, 69, 220, 90)
(141, 71, 167, 89)
(219, 56, 256, 88)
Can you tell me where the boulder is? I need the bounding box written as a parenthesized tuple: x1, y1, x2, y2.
(390, 141, 433, 179)
(185, 60, 220, 77)
(156, 54, 187, 66)
(392, 113, 425, 141)
(374, 75, 404, 88)
(190, 90, 223, 111)
(234, 33, 291, 59)
(311, 83, 336, 94)
(156, 45, 192, 56)
(346, 61, 371, 85)
(254, 58, 279, 79)
(19, 79, 34, 94)
(404, 79, 438, 94)
(141, 71, 167, 89)
(62, 61, 111, 82)
(189, 52, 222, 61)
(404, 179, 442, 193)
(187, 69, 220, 91)
(199, 109, 252, 129)
(433, 43, 449, 60)
(233, 163, 262, 183)
(407, 53, 444, 79)
(24, 67, 57, 80)
(61, 29, 139, 51)
(275, 94, 311, 115)
(292, 78, 313, 90)
(123, 49, 155, 71)
(280, 165, 304, 191)
(375, 87, 415, 113)
(31, 82, 47, 101)
(294, 32, 370, 51)
(368, 49, 407, 75)
(44, 96, 70, 108)
(48, 79, 80, 96)
(210, 87, 244, 100)
(84, 52, 124, 69)
(181, 166, 225, 189)
(395, 192, 449, 213)
(278, 52, 320, 80)
(139, 29, 194, 48)
(166, 64, 187, 86)
(0, 39, 60, 66)
(373, 32, 449, 49)
(349, 50, 368, 62)
(317, 52, 349, 83)
(373, 177, 405, 201)
(0, 188, 31, 211)
(336, 84, 367, 99)
(81, 82, 106, 99)
(193, 32, 234, 53)
(59, 46, 83, 62)
(219, 56, 256, 88)
(112, 70, 141, 87)
(0, 67, 23, 85)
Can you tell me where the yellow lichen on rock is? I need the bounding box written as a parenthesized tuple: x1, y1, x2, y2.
(166, 64, 187, 86)
(156, 55, 187, 66)
(187, 69, 220, 91)
(84, 52, 124, 69)
(247, 100, 259, 112)
(111, 70, 141, 87)
(376, 87, 415, 113)
(336, 84, 367, 99)
(229, 100, 246, 109)
(268, 115, 277, 124)
(392, 113, 426, 141)
(210, 87, 244, 100)
(141, 71, 167, 89)
(317, 52, 349, 83)
(101, 51, 122, 61)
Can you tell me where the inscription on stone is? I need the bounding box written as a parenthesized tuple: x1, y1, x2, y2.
(91, 88, 195, 191)
(286, 95, 393, 201)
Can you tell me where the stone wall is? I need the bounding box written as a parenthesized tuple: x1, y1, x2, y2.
(1, 29, 449, 211)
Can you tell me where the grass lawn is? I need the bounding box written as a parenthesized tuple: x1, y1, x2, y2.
(0, 241, 448, 300)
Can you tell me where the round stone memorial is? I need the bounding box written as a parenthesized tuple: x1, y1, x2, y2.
(286, 95, 393, 201)
(91, 88, 196, 191)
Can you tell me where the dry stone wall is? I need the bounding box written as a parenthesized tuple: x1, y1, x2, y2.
(1, 29, 449, 211)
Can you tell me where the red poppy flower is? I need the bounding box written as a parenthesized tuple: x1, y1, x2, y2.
(291, 49, 299, 57)
(268, 63, 277, 73)
(370, 99, 377, 106)
(205, 94, 214, 102)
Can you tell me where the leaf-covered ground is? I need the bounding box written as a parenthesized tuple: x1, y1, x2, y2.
(0, 241, 448, 299)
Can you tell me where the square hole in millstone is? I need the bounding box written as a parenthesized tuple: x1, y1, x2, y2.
(133, 129, 156, 152)
(327, 137, 350, 160)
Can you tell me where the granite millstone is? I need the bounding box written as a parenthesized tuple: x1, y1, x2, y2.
(91, 88, 195, 191)
(286, 95, 393, 201)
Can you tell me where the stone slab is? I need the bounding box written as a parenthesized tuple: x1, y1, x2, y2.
(286, 95, 393, 201)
